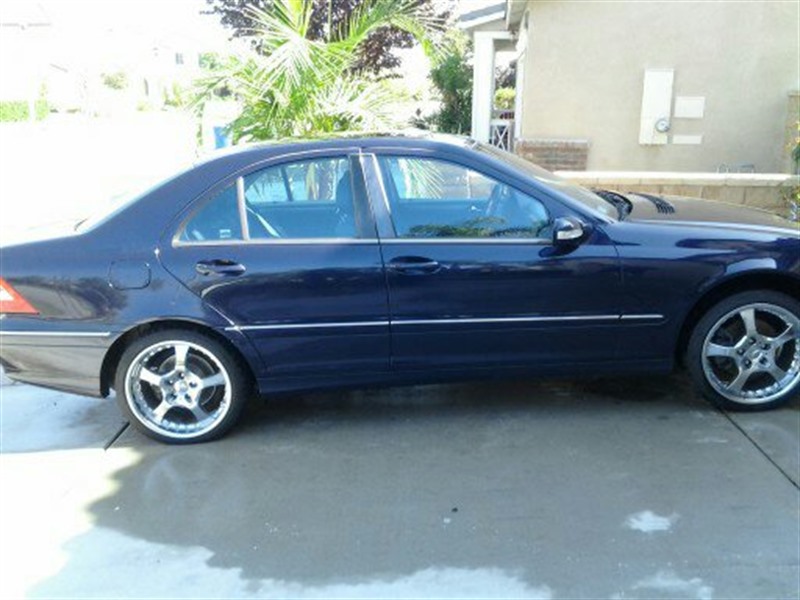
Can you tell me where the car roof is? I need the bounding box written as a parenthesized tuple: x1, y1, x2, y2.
(193, 130, 477, 166)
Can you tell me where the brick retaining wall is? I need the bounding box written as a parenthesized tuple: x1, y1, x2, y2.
(556, 171, 799, 217)
(516, 138, 590, 171)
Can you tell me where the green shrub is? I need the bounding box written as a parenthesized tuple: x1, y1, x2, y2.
(102, 71, 128, 90)
(35, 99, 48, 119)
(0, 101, 28, 121)
(494, 87, 515, 110)
(423, 39, 472, 135)
(781, 185, 799, 221)
(164, 82, 188, 109)
(0, 99, 49, 122)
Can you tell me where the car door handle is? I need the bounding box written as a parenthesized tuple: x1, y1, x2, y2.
(195, 259, 246, 276)
(387, 256, 441, 274)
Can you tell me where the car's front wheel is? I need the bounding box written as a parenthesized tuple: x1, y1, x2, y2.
(687, 290, 800, 410)
(115, 329, 248, 443)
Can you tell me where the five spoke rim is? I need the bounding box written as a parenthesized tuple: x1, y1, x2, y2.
(702, 303, 800, 404)
(125, 340, 232, 438)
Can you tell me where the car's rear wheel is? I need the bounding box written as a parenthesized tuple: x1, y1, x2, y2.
(687, 290, 800, 410)
(115, 329, 248, 443)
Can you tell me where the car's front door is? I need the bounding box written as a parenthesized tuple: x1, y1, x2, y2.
(362, 151, 622, 371)
(159, 151, 390, 378)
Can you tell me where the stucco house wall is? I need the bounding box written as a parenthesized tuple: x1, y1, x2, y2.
(515, 0, 799, 172)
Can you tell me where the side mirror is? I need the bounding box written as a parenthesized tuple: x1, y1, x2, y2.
(552, 217, 586, 246)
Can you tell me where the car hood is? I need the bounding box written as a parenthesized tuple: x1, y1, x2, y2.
(625, 193, 799, 234)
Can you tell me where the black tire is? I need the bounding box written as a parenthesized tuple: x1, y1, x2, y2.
(687, 290, 800, 411)
(114, 329, 249, 443)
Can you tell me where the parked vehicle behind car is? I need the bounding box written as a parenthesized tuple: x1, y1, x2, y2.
(1, 133, 798, 443)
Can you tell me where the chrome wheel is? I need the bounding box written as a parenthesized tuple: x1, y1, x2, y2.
(124, 340, 232, 440)
(702, 303, 800, 405)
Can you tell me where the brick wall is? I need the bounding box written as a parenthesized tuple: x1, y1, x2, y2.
(515, 138, 590, 171)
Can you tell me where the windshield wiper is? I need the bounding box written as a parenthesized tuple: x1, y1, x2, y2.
(593, 189, 633, 220)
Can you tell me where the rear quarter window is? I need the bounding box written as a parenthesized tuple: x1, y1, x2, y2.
(179, 184, 242, 242)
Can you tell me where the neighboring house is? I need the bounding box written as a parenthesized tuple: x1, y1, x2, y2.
(0, 1, 212, 114)
(0, 2, 51, 114)
(460, 1, 799, 173)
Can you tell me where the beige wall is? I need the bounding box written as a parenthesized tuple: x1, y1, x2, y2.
(517, 1, 799, 172)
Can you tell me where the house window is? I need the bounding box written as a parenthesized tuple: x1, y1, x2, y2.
(175, 52, 184, 66)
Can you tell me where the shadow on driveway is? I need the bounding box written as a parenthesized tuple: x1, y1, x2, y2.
(25, 374, 799, 598)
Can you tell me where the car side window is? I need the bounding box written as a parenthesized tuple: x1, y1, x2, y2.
(179, 156, 362, 243)
(377, 156, 551, 239)
(180, 183, 242, 242)
(244, 157, 356, 239)
(245, 158, 348, 204)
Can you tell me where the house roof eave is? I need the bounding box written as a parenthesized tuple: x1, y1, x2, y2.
(457, 2, 507, 31)
(505, 0, 527, 29)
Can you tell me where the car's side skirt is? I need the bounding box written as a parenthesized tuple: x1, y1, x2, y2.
(255, 358, 674, 396)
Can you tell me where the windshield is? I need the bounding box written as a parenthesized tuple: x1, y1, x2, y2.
(476, 143, 617, 220)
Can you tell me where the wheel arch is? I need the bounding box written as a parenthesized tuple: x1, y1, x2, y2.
(675, 270, 800, 366)
(101, 318, 256, 396)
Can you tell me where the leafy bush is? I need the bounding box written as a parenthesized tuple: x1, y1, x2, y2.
(781, 185, 799, 221)
(199, 52, 224, 71)
(101, 71, 128, 90)
(494, 87, 515, 110)
(423, 37, 472, 134)
(0, 101, 28, 122)
(164, 82, 188, 109)
(0, 99, 49, 122)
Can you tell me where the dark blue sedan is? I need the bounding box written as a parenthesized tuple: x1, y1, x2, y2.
(1, 134, 798, 443)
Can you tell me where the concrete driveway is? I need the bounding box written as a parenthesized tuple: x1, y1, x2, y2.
(0, 373, 798, 599)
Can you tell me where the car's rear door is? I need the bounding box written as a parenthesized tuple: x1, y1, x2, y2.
(159, 150, 390, 378)
(361, 149, 623, 371)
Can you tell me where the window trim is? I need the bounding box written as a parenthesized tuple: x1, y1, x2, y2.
(378, 237, 552, 246)
(172, 238, 381, 247)
(279, 165, 294, 201)
(236, 176, 250, 240)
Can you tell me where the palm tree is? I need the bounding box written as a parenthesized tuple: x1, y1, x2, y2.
(198, 0, 444, 142)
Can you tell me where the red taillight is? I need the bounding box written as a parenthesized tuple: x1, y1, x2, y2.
(0, 278, 38, 315)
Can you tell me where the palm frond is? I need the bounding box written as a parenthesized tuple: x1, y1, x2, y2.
(332, 0, 445, 63)
(197, 0, 446, 141)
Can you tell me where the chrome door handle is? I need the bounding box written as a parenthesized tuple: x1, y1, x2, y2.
(195, 259, 246, 276)
(387, 256, 441, 274)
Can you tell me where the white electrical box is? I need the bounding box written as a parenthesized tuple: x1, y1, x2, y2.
(674, 96, 706, 119)
(639, 69, 674, 145)
(671, 134, 703, 145)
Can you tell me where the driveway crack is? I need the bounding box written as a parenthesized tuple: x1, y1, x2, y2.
(718, 408, 799, 491)
(103, 422, 129, 451)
